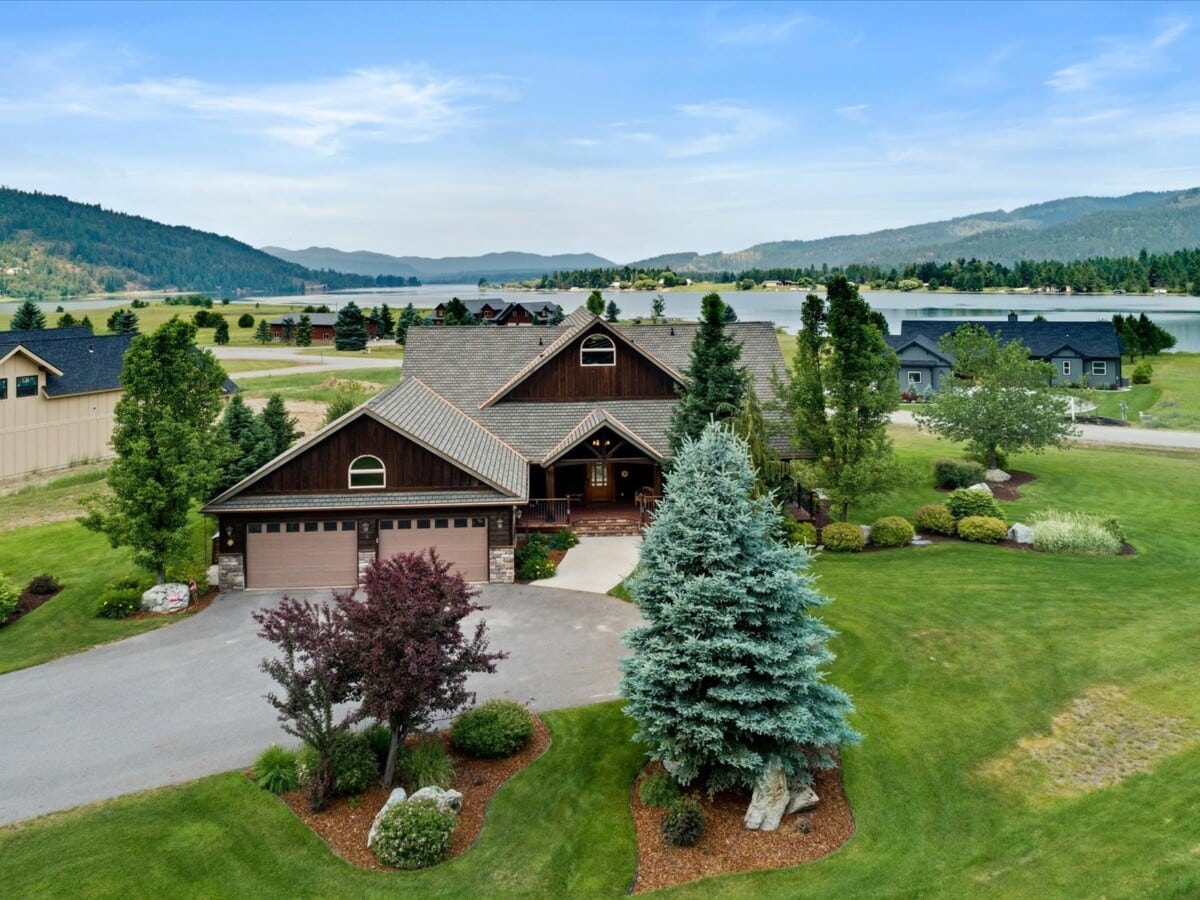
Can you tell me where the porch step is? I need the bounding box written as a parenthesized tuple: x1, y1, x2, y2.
(571, 518, 644, 537)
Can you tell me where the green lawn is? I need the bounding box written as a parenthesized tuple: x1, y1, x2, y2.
(0, 466, 109, 533)
(3, 433, 1199, 896)
(0, 513, 214, 675)
(1145, 352, 1200, 429)
(235, 367, 403, 403)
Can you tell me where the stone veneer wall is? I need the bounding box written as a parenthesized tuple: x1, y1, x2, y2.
(488, 547, 515, 584)
(357, 550, 376, 582)
(217, 553, 245, 590)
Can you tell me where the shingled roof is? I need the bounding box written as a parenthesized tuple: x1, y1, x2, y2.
(0, 328, 132, 396)
(895, 318, 1122, 359)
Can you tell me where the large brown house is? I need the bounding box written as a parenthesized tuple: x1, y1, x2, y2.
(0, 327, 131, 482)
(204, 308, 791, 590)
(268, 313, 379, 343)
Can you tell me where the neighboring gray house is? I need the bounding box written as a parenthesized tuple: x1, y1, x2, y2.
(886, 313, 1124, 391)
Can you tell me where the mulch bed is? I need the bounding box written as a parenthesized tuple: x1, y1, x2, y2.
(2, 586, 63, 627)
(933, 470, 1036, 501)
(125, 587, 218, 621)
(276, 715, 552, 870)
(630, 762, 854, 894)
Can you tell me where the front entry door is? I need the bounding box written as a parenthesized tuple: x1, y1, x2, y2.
(585, 461, 614, 502)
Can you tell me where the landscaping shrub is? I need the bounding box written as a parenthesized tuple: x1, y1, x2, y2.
(165, 561, 209, 594)
(946, 488, 1002, 521)
(1030, 510, 1122, 556)
(26, 573, 62, 595)
(515, 534, 555, 580)
(370, 798, 457, 869)
(400, 735, 455, 790)
(1101, 516, 1127, 544)
(1132, 361, 1153, 384)
(547, 527, 580, 551)
(914, 503, 955, 535)
(780, 518, 818, 546)
(361, 723, 393, 771)
(0, 573, 18, 625)
(638, 772, 682, 807)
(251, 744, 300, 794)
(821, 522, 865, 552)
(108, 573, 156, 592)
(932, 458, 986, 489)
(661, 796, 706, 847)
(328, 730, 379, 796)
(956, 516, 1008, 544)
(965, 448, 1009, 470)
(237, 313, 255, 328)
(451, 699, 535, 759)
(870, 516, 915, 548)
(95, 588, 143, 619)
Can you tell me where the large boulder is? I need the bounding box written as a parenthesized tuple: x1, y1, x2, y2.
(410, 785, 463, 814)
(967, 482, 993, 494)
(786, 785, 820, 814)
(744, 766, 789, 831)
(1008, 523, 1034, 545)
(367, 787, 407, 848)
(985, 468, 1012, 483)
(859, 525, 872, 543)
(141, 582, 191, 614)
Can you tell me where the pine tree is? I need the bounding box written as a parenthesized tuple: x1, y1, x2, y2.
(79, 315, 93, 333)
(334, 302, 369, 350)
(395, 303, 422, 345)
(57, 312, 78, 329)
(260, 394, 300, 456)
(667, 292, 747, 454)
(214, 319, 230, 345)
(604, 299, 621, 323)
(377, 303, 395, 339)
(441, 297, 471, 327)
(547, 305, 565, 326)
(11, 299, 46, 330)
(255, 319, 272, 344)
(295, 313, 313, 347)
(621, 423, 859, 802)
(106, 308, 139, 335)
(215, 394, 274, 491)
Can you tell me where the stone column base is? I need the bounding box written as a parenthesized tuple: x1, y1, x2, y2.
(357, 550, 376, 582)
(488, 547, 515, 583)
(217, 553, 245, 590)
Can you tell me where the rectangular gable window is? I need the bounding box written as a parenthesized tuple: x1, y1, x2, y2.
(907, 371, 922, 385)
(1061, 360, 1072, 376)
(1091, 360, 1107, 376)
(15, 375, 38, 398)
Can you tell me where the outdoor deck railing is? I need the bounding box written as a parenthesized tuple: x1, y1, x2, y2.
(521, 498, 572, 529)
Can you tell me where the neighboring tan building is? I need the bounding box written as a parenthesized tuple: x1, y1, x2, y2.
(0, 327, 131, 482)
(204, 308, 793, 591)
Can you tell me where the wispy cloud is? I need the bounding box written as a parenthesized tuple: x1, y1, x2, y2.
(1047, 20, 1189, 92)
(609, 102, 781, 158)
(711, 13, 812, 46)
(0, 49, 508, 153)
(835, 103, 869, 124)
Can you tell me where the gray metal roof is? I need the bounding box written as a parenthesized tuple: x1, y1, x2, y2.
(0, 329, 131, 396)
(207, 488, 514, 514)
(896, 318, 1122, 359)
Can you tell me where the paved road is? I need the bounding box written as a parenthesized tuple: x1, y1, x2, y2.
(212, 345, 404, 379)
(0, 584, 642, 826)
(891, 410, 1200, 451)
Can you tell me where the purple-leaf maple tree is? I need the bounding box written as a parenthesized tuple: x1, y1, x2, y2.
(253, 597, 358, 810)
(335, 550, 505, 787)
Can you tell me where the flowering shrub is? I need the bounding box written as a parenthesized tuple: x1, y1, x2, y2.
(95, 588, 142, 619)
(370, 798, 457, 869)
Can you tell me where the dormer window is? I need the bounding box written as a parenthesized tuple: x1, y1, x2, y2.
(580, 334, 616, 366)
(349, 455, 386, 489)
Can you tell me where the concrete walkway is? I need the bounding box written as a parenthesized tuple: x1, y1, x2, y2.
(891, 410, 1200, 452)
(0, 583, 642, 826)
(532, 535, 642, 594)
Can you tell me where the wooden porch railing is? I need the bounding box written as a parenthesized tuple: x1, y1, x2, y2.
(520, 498, 572, 529)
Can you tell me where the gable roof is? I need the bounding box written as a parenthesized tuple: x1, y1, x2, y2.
(480, 310, 684, 409)
(204, 376, 528, 513)
(884, 333, 954, 363)
(540, 408, 667, 466)
(896, 319, 1121, 359)
(0, 328, 131, 396)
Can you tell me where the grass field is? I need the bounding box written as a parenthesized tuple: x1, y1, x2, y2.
(235, 367, 403, 403)
(3, 432, 1199, 896)
(0, 513, 213, 675)
(219, 358, 307, 374)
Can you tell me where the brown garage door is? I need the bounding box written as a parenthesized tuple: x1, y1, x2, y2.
(246, 520, 358, 589)
(377, 515, 489, 582)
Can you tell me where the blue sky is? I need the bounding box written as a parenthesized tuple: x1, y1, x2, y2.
(1, 1, 1197, 261)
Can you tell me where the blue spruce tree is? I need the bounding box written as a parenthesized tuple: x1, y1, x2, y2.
(620, 422, 859, 802)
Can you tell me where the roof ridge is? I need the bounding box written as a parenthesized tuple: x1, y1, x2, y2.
(396, 376, 530, 463)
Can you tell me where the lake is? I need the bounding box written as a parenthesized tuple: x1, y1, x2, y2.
(256, 285, 1200, 352)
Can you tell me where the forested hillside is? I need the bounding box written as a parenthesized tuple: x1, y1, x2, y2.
(0, 188, 408, 300)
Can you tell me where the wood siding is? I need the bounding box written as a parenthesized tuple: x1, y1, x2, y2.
(503, 325, 679, 403)
(0, 354, 119, 481)
(244, 415, 485, 494)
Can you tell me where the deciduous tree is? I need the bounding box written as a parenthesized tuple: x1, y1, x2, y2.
(651, 294, 666, 323)
(586, 290, 605, 316)
(336, 551, 504, 787)
(621, 423, 859, 807)
(667, 292, 747, 454)
(914, 324, 1076, 468)
(81, 318, 227, 582)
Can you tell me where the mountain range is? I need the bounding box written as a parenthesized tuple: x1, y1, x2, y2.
(260, 246, 615, 283)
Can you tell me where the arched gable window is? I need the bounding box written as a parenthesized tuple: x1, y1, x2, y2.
(349, 455, 386, 489)
(580, 334, 616, 366)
